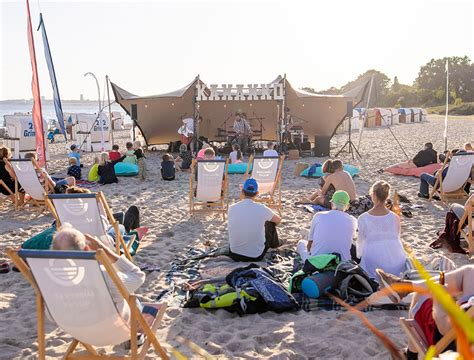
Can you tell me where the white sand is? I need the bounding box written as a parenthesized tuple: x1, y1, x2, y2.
(0, 115, 473, 359)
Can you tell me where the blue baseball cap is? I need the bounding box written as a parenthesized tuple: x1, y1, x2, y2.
(243, 178, 258, 194)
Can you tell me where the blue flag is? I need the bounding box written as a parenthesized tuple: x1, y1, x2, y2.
(38, 13, 66, 140)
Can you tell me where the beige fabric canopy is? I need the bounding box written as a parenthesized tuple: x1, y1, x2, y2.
(111, 76, 366, 145)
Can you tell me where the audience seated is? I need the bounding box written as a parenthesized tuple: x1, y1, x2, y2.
(377, 265, 474, 359)
(66, 157, 81, 180)
(51, 223, 145, 323)
(227, 179, 281, 261)
(357, 181, 406, 278)
(123, 142, 138, 165)
(175, 144, 193, 171)
(297, 190, 357, 262)
(108, 144, 122, 162)
(24, 152, 75, 192)
(68, 144, 82, 167)
(229, 144, 242, 164)
(97, 152, 119, 185)
(197, 143, 211, 160)
(0, 146, 25, 204)
(263, 141, 278, 157)
(88, 156, 100, 182)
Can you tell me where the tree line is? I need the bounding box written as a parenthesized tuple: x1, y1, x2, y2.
(302, 56, 474, 111)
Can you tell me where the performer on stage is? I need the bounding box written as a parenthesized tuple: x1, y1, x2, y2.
(233, 112, 252, 154)
(178, 116, 201, 151)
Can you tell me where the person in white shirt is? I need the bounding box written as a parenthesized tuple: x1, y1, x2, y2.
(229, 144, 242, 164)
(263, 141, 278, 157)
(357, 181, 406, 278)
(228, 178, 281, 261)
(297, 190, 357, 262)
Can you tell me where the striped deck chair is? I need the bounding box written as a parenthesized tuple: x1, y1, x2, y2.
(7, 248, 169, 359)
(8, 158, 54, 213)
(400, 306, 474, 359)
(45, 192, 135, 261)
(457, 194, 474, 254)
(243, 155, 285, 213)
(189, 159, 228, 221)
(430, 152, 474, 203)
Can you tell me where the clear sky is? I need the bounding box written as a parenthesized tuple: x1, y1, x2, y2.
(1, 0, 473, 100)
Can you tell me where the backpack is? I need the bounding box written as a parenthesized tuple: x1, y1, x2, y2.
(331, 261, 379, 303)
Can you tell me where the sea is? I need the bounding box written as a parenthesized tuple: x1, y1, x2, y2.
(0, 99, 130, 127)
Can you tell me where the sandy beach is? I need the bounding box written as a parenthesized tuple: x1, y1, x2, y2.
(0, 115, 473, 359)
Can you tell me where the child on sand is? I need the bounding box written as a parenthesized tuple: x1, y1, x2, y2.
(88, 156, 100, 182)
(97, 152, 119, 185)
(24, 152, 75, 191)
(133, 140, 147, 180)
(67, 157, 81, 180)
(109, 144, 121, 161)
(229, 144, 242, 164)
(263, 141, 278, 157)
(161, 153, 175, 181)
(68, 144, 82, 167)
(175, 144, 193, 171)
(123, 142, 137, 164)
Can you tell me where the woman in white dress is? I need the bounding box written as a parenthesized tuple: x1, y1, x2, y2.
(357, 181, 406, 278)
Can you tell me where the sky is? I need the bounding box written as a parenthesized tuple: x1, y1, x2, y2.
(0, 0, 473, 100)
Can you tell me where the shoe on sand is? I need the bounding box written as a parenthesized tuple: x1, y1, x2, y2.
(375, 269, 411, 304)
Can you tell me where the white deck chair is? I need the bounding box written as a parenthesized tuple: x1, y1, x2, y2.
(46, 192, 134, 261)
(189, 159, 228, 220)
(430, 152, 474, 203)
(457, 194, 474, 254)
(9, 158, 54, 212)
(7, 248, 169, 359)
(243, 155, 284, 213)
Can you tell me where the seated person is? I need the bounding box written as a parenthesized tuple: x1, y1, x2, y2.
(97, 152, 119, 185)
(464, 142, 473, 152)
(109, 144, 122, 162)
(51, 223, 145, 323)
(229, 144, 242, 164)
(161, 153, 175, 181)
(391, 143, 438, 169)
(0, 146, 25, 204)
(174, 144, 193, 171)
(123, 142, 137, 165)
(228, 179, 281, 261)
(418, 164, 450, 199)
(24, 152, 76, 191)
(68, 144, 82, 167)
(357, 181, 406, 278)
(377, 265, 474, 360)
(263, 141, 278, 157)
(196, 143, 211, 160)
(67, 157, 81, 180)
(297, 190, 357, 262)
(88, 157, 100, 182)
(302, 159, 356, 208)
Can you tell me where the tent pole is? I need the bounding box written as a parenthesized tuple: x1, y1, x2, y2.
(280, 75, 286, 150)
(106, 75, 114, 146)
(193, 75, 200, 156)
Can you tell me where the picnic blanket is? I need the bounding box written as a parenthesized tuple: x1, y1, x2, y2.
(300, 164, 360, 178)
(384, 162, 442, 177)
(75, 179, 100, 189)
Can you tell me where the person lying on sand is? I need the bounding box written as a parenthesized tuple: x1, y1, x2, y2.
(376, 265, 474, 360)
(387, 143, 439, 171)
(301, 159, 356, 208)
(227, 178, 281, 262)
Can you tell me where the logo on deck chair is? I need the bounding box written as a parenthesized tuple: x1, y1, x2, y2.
(45, 259, 85, 287)
(256, 159, 275, 170)
(60, 199, 90, 216)
(202, 163, 221, 173)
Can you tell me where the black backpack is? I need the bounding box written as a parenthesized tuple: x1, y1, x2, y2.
(331, 261, 379, 303)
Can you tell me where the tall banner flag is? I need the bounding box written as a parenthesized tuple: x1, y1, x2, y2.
(26, 0, 46, 167)
(38, 13, 66, 140)
(444, 59, 449, 151)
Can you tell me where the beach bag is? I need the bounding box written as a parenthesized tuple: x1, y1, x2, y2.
(123, 206, 140, 233)
(301, 271, 336, 298)
(289, 253, 340, 293)
(114, 162, 139, 176)
(226, 264, 299, 313)
(332, 261, 378, 303)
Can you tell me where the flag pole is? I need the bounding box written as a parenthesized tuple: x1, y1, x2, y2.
(444, 59, 449, 152)
(106, 75, 114, 146)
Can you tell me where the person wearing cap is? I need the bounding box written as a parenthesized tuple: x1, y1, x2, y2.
(68, 144, 82, 167)
(296, 190, 357, 262)
(227, 178, 281, 262)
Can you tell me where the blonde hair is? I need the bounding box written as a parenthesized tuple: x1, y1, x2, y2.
(99, 152, 109, 166)
(68, 157, 77, 166)
(204, 148, 215, 159)
(370, 180, 391, 202)
(93, 156, 99, 164)
(464, 143, 473, 151)
(66, 186, 91, 194)
(133, 140, 142, 149)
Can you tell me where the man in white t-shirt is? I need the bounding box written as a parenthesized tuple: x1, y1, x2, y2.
(263, 141, 278, 157)
(228, 178, 281, 261)
(296, 190, 357, 262)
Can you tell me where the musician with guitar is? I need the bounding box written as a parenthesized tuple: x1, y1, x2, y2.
(232, 112, 252, 154)
(178, 115, 202, 151)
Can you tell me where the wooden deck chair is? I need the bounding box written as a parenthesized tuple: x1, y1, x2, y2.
(8, 158, 54, 213)
(45, 192, 135, 261)
(457, 194, 474, 254)
(400, 306, 474, 358)
(7, 248, 169, 360)
(189, 159, 228, 220)
(430, 152, 474, 203)
(0, 179, 15, 209)
(243, 155, 285, 213)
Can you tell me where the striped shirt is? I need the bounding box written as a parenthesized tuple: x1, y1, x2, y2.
(233, 119, 251, 135)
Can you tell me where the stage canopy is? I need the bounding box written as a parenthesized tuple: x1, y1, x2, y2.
(111, 76, 368, 146)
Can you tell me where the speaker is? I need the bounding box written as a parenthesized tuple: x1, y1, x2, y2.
(314, 136, 331, 157)
(346, 101, 353, 117)
(301, 141, 311, 151)
(131, 104, 138, 120)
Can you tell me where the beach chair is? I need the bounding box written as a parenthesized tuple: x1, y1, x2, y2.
(457, 194, 474, 254)
(430, 152, 474, 203)
(399, 306, 474, 358)
(7, 248, 169, 359)
(189, 159, 228, 220)
(45, 192, 135, 261)
(243, 155, 285, 213)
(0, 179, 15, 209)
(8, 158, 54, 213)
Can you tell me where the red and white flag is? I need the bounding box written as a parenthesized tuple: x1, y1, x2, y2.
(26, 0, 46, 167)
